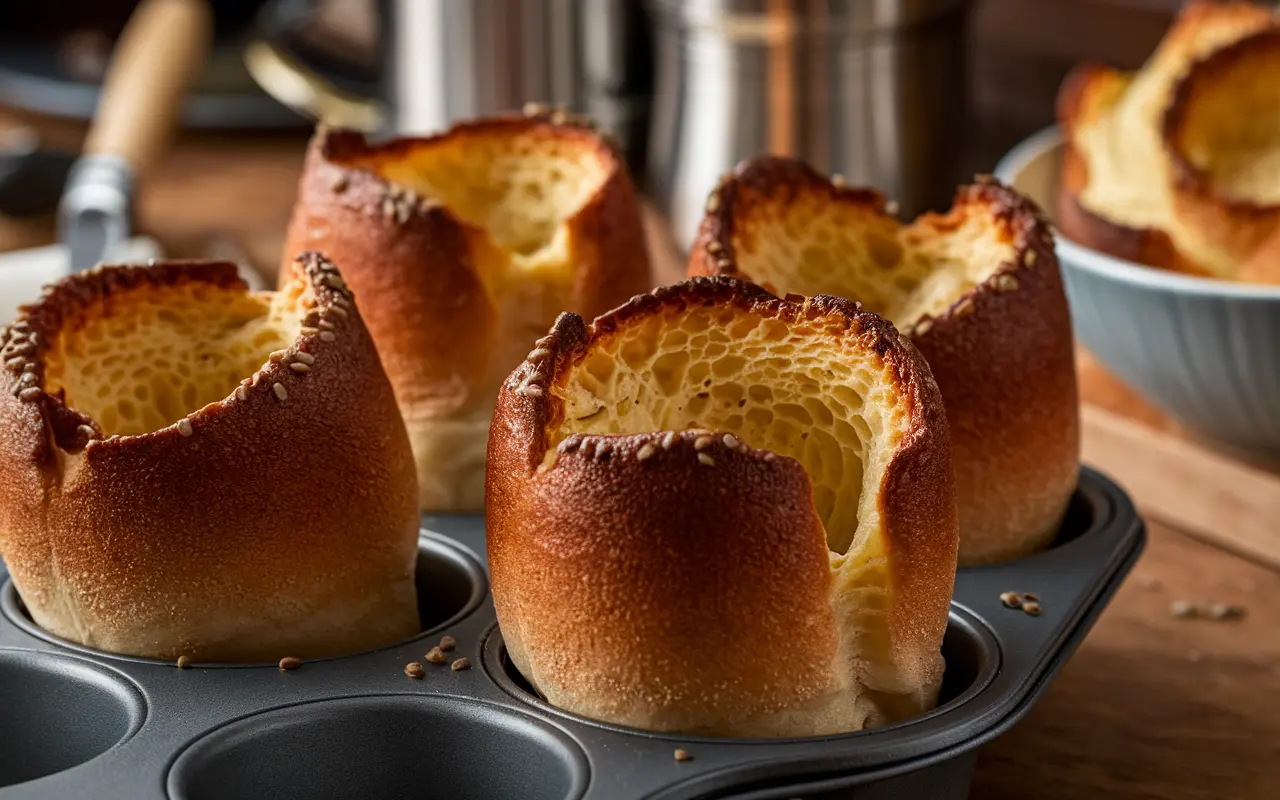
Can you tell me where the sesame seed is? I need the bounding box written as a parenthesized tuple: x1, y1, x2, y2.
(21, 363, 35, 374)
(18, 387, 40, 401)
(694, 435, 713, 451)
(176, 656, 191, 669)
(279, 657, 301, 671)
(1171, 600, 1198, 619)
(440, 635, 457, 652)
(706, 241, 723, 255)
(516, 385, 544, 398)
(294, 351, 316, 365)
(18, 372, 35, 385)
(425, 647, 446, 664)
(325, 274, 347, 291)
(26, 332, 37, 346)
(558, 438, 579, 454)
(1021, 600, 1042, 616)
(405, 662, 426, 679)
(999, 591, 1022, 609)
(723, 433, 741, 449)
(269, 351, 285, 363)
(953, 298, 975, 317)
(1022, 592, 1039, 602)
(320, 331, 336, 342)
(698, 453, 715, 466)
(4, 357, 23, 371)
(176, 419, 194, 437)
(525, 370, 545, 385)
(289, 362, 312, 373)
(674, 748, 692, 762)
(272, 383, 288, 402)
(705, 191, 721, 213)
(319, 319, 336, 330)
(77, 424, 95, 440)
(451, 657, 470, 672)
(235, 385, 247, 402)
(995, 273, 1019, 292)
(1025, 250, 1038, 266)
(528, 348, 550, 361)
(637, 442, 657, 461)
(301, 327, 319, 336)
(331, 175, 348, 193)
(329, 305, 349, 319)
(251, 373, 261, 387)
(1208, 603, 1245, 621)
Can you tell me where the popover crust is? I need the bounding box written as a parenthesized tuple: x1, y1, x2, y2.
(0, 256, 420, 662)
(487, 276, 958, 737)
(281, 112, 651, 511)
(689, 158, 1078, 565)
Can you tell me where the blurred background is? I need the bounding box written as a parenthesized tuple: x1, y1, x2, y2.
(0, 0, 1187, 277)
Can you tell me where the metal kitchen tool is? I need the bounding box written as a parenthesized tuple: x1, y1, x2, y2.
(0, 0, 213, 324)
(0, 467, 1143, 799)
(647, 0, 973, 251)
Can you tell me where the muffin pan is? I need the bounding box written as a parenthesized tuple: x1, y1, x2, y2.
(0, 466, 1144, 800)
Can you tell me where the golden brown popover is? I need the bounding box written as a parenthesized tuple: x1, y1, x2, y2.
(280, 110, 652, 512)
(0, 256, 420, 662)
(688, 158, 1077, 566)
(1056, 0, 1278, 281)
(487, 276, 958, 737)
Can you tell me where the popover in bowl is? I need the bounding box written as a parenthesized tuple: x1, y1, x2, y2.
(281, 110, 652, 512)
(689, 157, 1078, 566)
(486, 276, 958, 737)
(0, 256, 421, 662)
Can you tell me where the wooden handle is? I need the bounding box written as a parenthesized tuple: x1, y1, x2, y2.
(1081, 403, 1280, 572)
(83, 0, 213, 173)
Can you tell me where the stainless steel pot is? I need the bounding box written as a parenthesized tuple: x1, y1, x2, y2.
(647, 0, 972, 251)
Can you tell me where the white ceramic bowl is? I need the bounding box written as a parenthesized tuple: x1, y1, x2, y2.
(996, 127, 1280, 461)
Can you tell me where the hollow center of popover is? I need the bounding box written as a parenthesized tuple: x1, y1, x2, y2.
(1174, 65, 1280, 205)
(43, 281, 306, 437)
(729, 194, 1016, 329)
(367, 129, 610, 262)
(550, 305, 909, 557)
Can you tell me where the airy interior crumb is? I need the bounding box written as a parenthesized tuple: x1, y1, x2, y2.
(43, 281, 307, 437)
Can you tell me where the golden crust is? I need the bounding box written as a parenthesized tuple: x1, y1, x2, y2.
(281, 114, 651, 511)
(689, 157, 1078, 565)
(1055, 0, 1278, 282)
(0, 257, 420, 661)
(487, 276, 958, 737)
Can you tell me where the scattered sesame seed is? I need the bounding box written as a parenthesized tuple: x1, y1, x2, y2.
(528, 348, 550, 361)
(269, 351, 285, 363)
(272, 383, 288, 402)
(331, 175, 349, 193)
(329, 305, 349, 319)
(953, 298, 975, 317)
(451, 657, 470, 672)
(325, 274, 348, 291)
(706, 240, 723, 255)
(694, 435, 714, 451)
(723, 433, 741, 449)
(515, 385, 544, 398)
(18, 372, 36, 385)
(698, 453, 715, 466)
(525, 370, 545, 385)
(440, 635, 457, 652)
(425, 647, 446, 664)
(320, 331, 336, 342)
(251, 373, 262, 387)
(279, 657, 301, 671)
(380, 197, 396, 218)
(18, 387, 40, 401)
(661, 431, 678, 450)
(4, 357, 23, 371)
(999, 591, 1022, 609)
(289, 362, 312, 373)
(717, 258, 733, 271)
(674, 748, 692, 762)
(1021, 600, 1042, 616)
(705, 191, 721, 213)
(1171, 600, 1198, 619)
(294, 351, 316, 365)
(405, 662, 426, 679)
(637, 442, 657, 461)
(319, 319, 336, 329)
(1022, 592, 1039, 603)
(913, 318, 934, 337)
(301, 327, 319, 336)
(235, 385, 248, 402)
(995, 273, 1019, 292)
(1208, 603, 1245, 621)
(176, 656, 191, 669)
(1025, 250, 1038, 266)
(77, 424, 95, 441)
(558, 438, 579, 454)
(176, 419, 194, 437)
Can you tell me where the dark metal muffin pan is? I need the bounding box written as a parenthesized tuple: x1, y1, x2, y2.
(0, 465, 1144, 800)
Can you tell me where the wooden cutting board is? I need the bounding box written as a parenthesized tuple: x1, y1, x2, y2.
(2, 108, 1278, 797)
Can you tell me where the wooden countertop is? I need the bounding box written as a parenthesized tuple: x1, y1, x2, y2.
(2, 112, 1277, 799)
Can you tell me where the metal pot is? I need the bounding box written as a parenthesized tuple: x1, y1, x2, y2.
(647, 0, 972, 251)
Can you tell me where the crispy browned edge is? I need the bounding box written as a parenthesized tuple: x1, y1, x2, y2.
(1164, 25, 1280, 273)
(280, 114, 653, 424)
(0, 256, 421, 661)
(485, 276, 957, 733)
(689, 156, 1079, 565)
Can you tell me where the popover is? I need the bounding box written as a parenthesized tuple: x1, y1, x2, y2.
(487, 276, 958, 737)
(689, 158, 1077, 566)
(0, 256, 420, 661)
(281, 110, 652, 511)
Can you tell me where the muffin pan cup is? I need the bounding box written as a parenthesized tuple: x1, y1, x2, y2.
(0, 466, 1143, 800)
